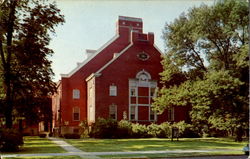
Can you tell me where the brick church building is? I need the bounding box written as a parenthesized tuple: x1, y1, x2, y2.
(52, 16, 189, 135)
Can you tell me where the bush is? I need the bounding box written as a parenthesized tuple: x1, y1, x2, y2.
(39, 133, 47, 138)
(171, 121, 198, 138)
(147, 123, 162, 138)
(49, 133, 53, 137)
(117, 120, 132, 138)
(0, 129, 23, 152)
(131, 123, 149, 138)
(159, 122, 171, 138)
(79, 120, 89, 138)
(88, 118, 196, 139)
(89, 118, 118, 138)
(64, 133, 81, 139)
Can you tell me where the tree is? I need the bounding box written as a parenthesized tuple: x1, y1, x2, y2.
(0, 0, 64, 128)
(153, 0, 249, 140)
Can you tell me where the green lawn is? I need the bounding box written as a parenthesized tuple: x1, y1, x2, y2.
(65, 137, 247, 152)
(2, 136, 66, 154)
(2, 137, 248, 159)
(5, 156, 81, 159)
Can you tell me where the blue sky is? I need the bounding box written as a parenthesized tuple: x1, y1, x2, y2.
(49, 0, 214, 81)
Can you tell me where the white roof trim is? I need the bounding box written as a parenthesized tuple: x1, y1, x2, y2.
(119, 16, 142, 22)
(95, 43, 163, 75)
(153, 44, 164, 55)
(85, 73, 101, 82)
(61, 34, 120, 78)
(96, 43, 133, 74)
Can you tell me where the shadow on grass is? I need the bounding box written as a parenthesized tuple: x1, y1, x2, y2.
(2, 136, 66, 154)
(65, 138, 247, 152)
(5, 156, 81, 159)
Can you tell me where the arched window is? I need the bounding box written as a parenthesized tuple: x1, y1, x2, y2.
(136, 70, 151, 81)
(136, 70, 151, 86)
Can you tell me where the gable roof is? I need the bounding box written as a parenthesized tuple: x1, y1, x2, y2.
(95, 43, 163, 76)
(60, 34, 119, 78)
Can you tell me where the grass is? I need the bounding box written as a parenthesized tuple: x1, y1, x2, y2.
(65, 137, 247, 152)
(2, 137, 248, 158)
(100, 152, 244, 158)
(2, 136, 66, 154)
(4, 156, 81, 159)
(64, 137, 248, 158)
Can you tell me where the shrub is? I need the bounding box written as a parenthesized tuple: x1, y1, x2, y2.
(131, 123, 148, 138)
(64, 133, 81, 139)
(79, 120, 89, 138)
(39, 133, 47, 138)
(172, 121, 195, 138)
(49, 133, 53, 137)
(159, 122, 171, 138)
(0, 129, 23, 152)
(117, 120, 132, 138)
(147, 123, 162, 137)
(90, 118, 118, 138)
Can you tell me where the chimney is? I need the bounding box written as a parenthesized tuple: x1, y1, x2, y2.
(116, 16, 143, 35)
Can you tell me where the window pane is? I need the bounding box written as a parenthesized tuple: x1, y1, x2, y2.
(130, 106, 136, 120)
(130, 88, 136, 96)
(150, 88, 156, 97)
(150, 108, 155, 121)
(73, 107, 80, 121)
(109, 85, 117, 96)
(73, 89, 80, 99)
(73, 107, 80, 113)
(109, 104, 117, 120)
(73, 113, 79, 121)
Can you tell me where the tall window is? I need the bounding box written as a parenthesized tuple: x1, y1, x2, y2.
(109, 104, 117, 120)
(73, 89, 80, 99)
(73, 107, 80, 121)
(150, 107, 156, 121)
(150, 87, 156, 97)
(109, 85, 117, 96)
(168, 107, 174, 122)
(130, 106, 136, 120)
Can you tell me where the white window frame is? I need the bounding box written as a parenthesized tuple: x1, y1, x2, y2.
(130, 105, 138, 121)
(73, 107, 80, 121)
(149, 107, 157, 121)
(130, 87, 137, 97)
(109, 85, 117, 96)
(73, 89, 80, 99)
(109, 104, 117, 120)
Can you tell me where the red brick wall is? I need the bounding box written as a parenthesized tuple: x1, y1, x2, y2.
(56, 17, 141, 127)
(94, 34, 163, 122)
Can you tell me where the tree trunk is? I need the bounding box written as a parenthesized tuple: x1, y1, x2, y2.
(4, 0, 17, 128)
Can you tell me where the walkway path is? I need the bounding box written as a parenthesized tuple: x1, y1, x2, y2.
(48, 137, 100, 159)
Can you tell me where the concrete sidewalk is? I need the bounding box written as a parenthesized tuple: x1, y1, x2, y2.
(48, 137, 100, 159)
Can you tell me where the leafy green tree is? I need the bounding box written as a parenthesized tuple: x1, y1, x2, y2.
(153, 0, 248, 140)
(0, 0, 64, 128)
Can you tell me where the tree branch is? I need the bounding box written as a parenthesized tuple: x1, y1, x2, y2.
(188, 42, 207, 72)
(0, 38, 6, 67)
